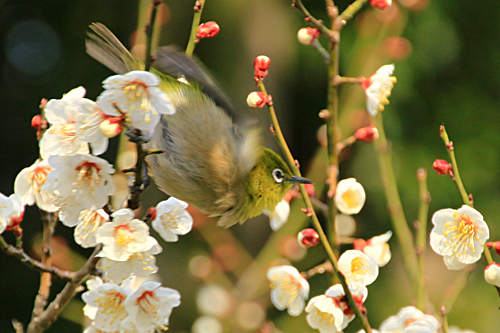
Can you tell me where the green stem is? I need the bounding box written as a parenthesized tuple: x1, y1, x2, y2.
(374, 112, 419, 290)
(340, 0, 369, 21)
(416, 168, 429, 310)
(144, 0, 161, 71)
(440, 126, 473, 207)
(185, 0, 205, 57)
(442, 306, 450, 333)
(292, 0, 335, 40)
(257, 80, 373, 333)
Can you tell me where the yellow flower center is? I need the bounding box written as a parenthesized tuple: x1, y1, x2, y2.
(75, 161, 102, 192)
(341, 189, 359, 209)
(136, 290, 159, 314)
(351, 256, 368, 276)
(443, 213, 483, 256)
(269, 274, 300, 307)
(95, 290, 126, 315)
(160, 212, 180, 230)
(316, 308, 336, 326)
(115, 224, 134, 247)
(122, 81, 157, 124)
(29, 165, 52, 194)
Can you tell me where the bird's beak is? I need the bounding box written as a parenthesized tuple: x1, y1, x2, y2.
(285, 175, 314, 184)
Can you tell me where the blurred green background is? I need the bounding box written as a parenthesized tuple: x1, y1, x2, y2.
(1, 0, 500, 332)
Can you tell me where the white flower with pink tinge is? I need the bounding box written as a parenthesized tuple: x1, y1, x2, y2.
(97, 71, 175, 134)
(14, 159, 58, 212)
(124, 280, 181, 333)
(379, 306, 440, 333)
(0, 193, 23, 234)
(430, 205, 489, 270)
(267, 265, 310, 316)
(361, 64, 397, 116)
(42, 154, 115, 227)
(95, 209, 158, 261)
(152, 197, 193, 242)
(354, 231, 393, 267)
(40, 87, 109, 159)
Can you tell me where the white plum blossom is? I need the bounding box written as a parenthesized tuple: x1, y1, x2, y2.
(334, 178, 366, 215)
(98, 240, 162, 283)
(267, 265, 310, 316)
(430, 205, 489, 270)
(355, 231, 393, 267)
(305, 294, 345, 333)
(43, 154, 115, 227)
(95, 209, 158, 261)
(124, 280, 181, 333)
(97, 71, 175, 133)
(379, 306, 440, 333)
(263, 199, 290, 231)
(14, 159, 58, 212)
(74, 210, 109, 248)
(152, 197, 193, 242)
(121, 316, 149, 333)
(82, 281, 132, 332)
(40, 87, 108, 159)
(338, 250, 379, 286)
(0, 193, 23, 234)
(361, 64, 397, 116)
(82, 277, 104, 321)
(358, 330, 381, 333)
(484, 263, 500, 287)
(325, 283, 368, 329)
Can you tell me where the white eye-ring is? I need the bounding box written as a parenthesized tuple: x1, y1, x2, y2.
(272, 168, 284, 183)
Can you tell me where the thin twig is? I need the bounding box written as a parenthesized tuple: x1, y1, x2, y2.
(334, 76, 362, 86)
(0, 236, 72, 280)
(185, 0, 205, 57)
(257, 80, 373, 333)
(336, 135, 357, 154)
(416, 168, 430, 310)
(339, 0, 369, 22)
(441, 306, 450, 333)
(292, 0, 336, 41)
(144, 0, 162, 71)
(374, 112, 419, 290)
(128, 133, 145, 210)
(31, 212, 57, 321)
(303, 261, 333, 279)
(26, 245, 103, 333)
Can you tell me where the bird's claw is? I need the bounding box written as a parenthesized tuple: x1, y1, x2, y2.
(125, 128, 153, 143)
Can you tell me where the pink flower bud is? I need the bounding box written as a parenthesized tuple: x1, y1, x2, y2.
(353, 238, 367, 251)
(246, 92, 268, 108)
(355, 126, 379, 143)
(304, 184, 316, 198)
(31, 115, 42, 131)
(433, 159, 451, 176)
(370, 0, 392, 9)
(254, 55, 271, 72)
(196, 21, 220, 40)
(297, 27, 320, 45)
(298, 228, 320, 248)
(99, 116, 123, 138)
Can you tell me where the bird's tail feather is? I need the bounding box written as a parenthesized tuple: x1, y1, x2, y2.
(86, 23, 140, 74)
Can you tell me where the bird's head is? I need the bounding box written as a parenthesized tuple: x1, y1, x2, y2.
(246, 148, 313, 214)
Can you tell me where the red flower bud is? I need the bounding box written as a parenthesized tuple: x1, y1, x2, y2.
(433, 159, 452, 176)
(254, 55, 271, 72)
(100, 116, 123, 138)
(246, 92, 268, 108)
(146, 207, 157, 221)
(355, 126, 379, 143)
(6, 211, 24, 231)
(353, 238, 367, 251)
(370, 0, 392, 9)
(31, 115, 42, 131)
(297, 27, 320, 45)
(196, 21, 220, 40)
(298, 228, 320, 248)
(487, 241, 500, 256)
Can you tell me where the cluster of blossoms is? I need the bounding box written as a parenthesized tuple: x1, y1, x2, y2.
(0, 69, 199, 332)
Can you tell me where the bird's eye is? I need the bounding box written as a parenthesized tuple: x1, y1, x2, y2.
(272, 168, 284, 183)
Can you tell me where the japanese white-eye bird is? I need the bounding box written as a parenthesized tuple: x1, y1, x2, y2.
(86, 23, 312, 227)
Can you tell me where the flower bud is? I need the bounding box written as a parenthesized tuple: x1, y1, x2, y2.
(197, 21, 220, 40)
(254, 55, 271, 71)
(298, 228, 319, 248)
(31, 115, 42, 131)
(355, 126, 379, 143)
(487, 241, 500, 256)
(370, 0, 392, 9)
(485, 263, 500, 287)
(99, 117, 123, 138)
(304, 183, 316, 198)
(246, 92, 268, 108)
(433, 159, 451, 176)
(146, 207, 157, 221)
(297, 27, 320, 45)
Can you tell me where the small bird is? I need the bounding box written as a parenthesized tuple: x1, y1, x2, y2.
(86, 23, 312, 227)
